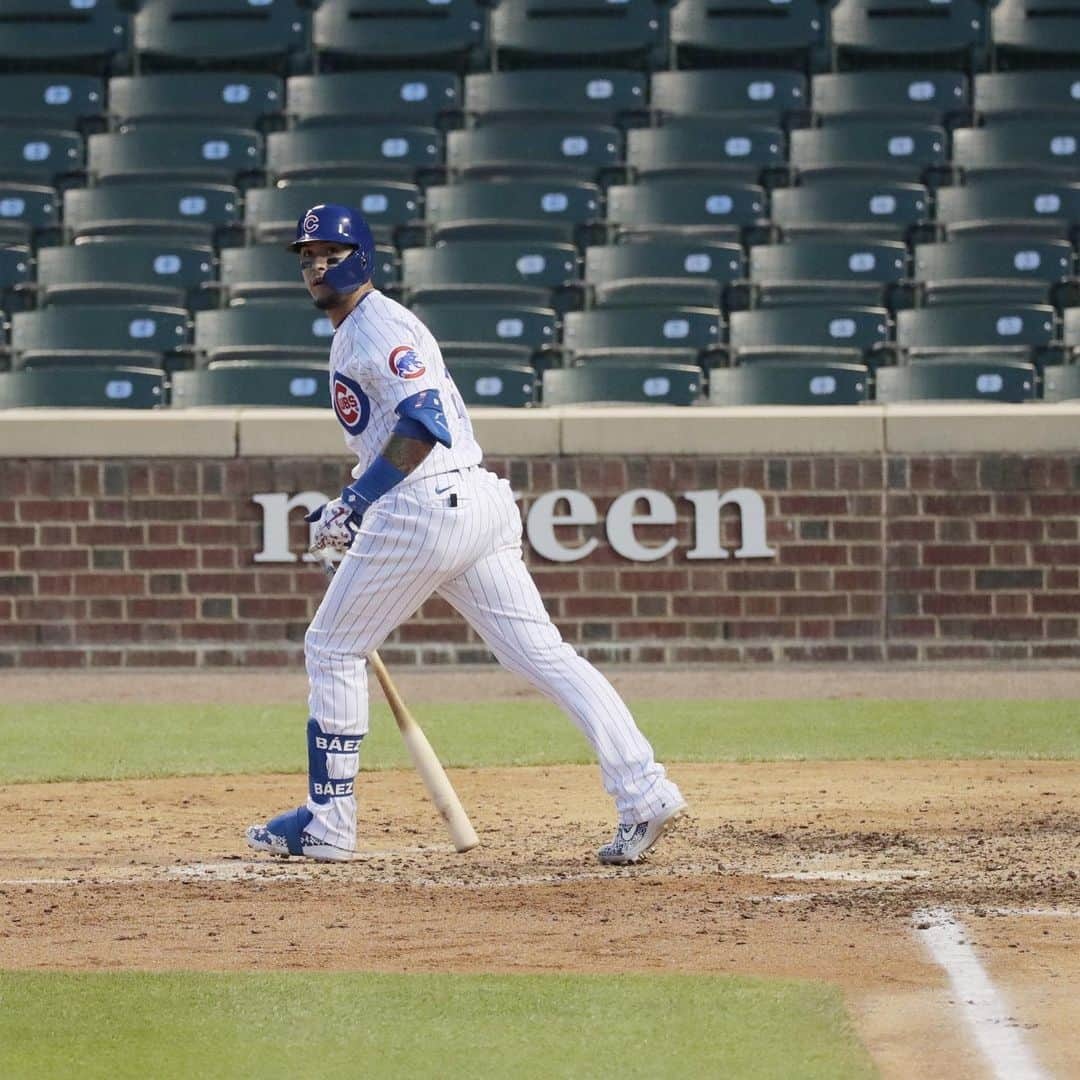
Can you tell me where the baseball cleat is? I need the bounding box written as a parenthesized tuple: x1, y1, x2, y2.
(246, 806, 354, 862)
(597, 797, 688, 865)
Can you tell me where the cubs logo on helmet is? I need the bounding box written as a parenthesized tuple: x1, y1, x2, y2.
(301, 212, 320, 238)
(388, 345, 426, 380)
(332, 371, 369, 435)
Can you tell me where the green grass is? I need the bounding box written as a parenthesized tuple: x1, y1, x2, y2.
(0, 699, 1076, 784)
(2, 695, 1080, 781)
(0, 972, 877, 1080)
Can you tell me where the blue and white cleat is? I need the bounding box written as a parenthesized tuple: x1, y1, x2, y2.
(597, 798, 688, 865)
(245, 806, 354, 862)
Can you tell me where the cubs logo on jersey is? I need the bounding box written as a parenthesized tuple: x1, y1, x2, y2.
(332, 370, 369, 435)
(388, 344, 426, 380)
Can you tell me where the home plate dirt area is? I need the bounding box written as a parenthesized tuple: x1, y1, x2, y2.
(1, 667, 1078, 1080)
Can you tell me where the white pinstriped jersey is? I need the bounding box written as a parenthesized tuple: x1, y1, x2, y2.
(328, 290, 483, 483)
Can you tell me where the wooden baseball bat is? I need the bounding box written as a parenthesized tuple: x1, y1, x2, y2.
(316, 554, 479, 853)
(368, 649, 480, 853)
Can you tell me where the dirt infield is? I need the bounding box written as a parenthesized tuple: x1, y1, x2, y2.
(1, 666, 1078, 1078)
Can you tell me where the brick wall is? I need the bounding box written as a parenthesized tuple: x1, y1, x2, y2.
(1, 453, 1078, 668)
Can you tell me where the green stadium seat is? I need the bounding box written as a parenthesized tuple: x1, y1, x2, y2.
(935, 179, 1080, 241)
(0, 244, 31, 313)
(974, 72, 1080, 124)
(650, 70, 809, 127)
(312, 0, 486, 70)
(86, 125, 262, 187)
(0, 184, 59, 245)
(789, 123, 947, 184)
(220, 243, 397, 304)
(491, 0, 663, 69)
(606, 179, 768, 243)
(446, 124, 622, 183)
(287, 72, 460, 129)
(670, 0, 827, 72)
(133, 0, 308, 73)
(0, 75, 104, 130)
(402, 242, 578, 306)
(410, 302, 559, 366)
(626, 122, 787, 184)
(447, 360, 537, 407)
(876, 360, 1037, 403)
(0, 0, 127, 75)
(771, 180, 931, 241)
(749, 238, 908, 307)
(913, 239, 1076, 308)
(0, 367, 165, 409)
(194, 304, 336, 365)
(10, 305, 190, 370)
(953, 125, 1080, 181)
(464, 71, 646, 126)
(897, 304, 1058, 363)
(424, 180, 603, 245)
(266, 126, 441, 185)
(562, 307, 724, 366)
(584, 240, 745, 309)
(729, 305, 890, 364)
(710, 361, 870, 404)
(33, 240, 215, 309)
(244, 180, 421, 246)
(0, 127, 82, 186)
(831, 0, 987, 71)
(993, 0, 1080, 68)
(63, 183, 242, 244)
(170, 362, 329, 407)
(542, 363, 702, 406)
(1041, 364, 1080, 401)
(811, 71, 969, 125)
(108, 74, 284, 128)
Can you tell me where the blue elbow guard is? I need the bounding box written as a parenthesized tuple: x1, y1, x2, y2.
(395, 389, 452, 448)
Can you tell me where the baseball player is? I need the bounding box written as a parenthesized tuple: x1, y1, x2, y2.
(246, 204, 686, 865)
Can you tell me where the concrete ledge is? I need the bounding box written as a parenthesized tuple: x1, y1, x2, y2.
(0, 409, 238, 458)
(557, 406, 886, 455)
(884, 403, 1080, 453)
(235, 408, 342, 457)
(1, 404, 1078, 457)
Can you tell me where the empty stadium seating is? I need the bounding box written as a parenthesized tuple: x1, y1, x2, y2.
(133, 0, 308, 73)
(876, 360, 1038, 402)
(313, 0, 487, 70)
(10, 305, 190, 370)
(542, 364, 702, 407)
(447, 360, 538, 407)
(584, 240, 745, 309)
(402, 242, 579, 307)
(563, 306, 725, 367)
(2, 0, 1079, 410)
(171, 363, 328, 407)
(710, 362, 871, 405)
(465, 71, 646, 126)
(0, 367, 165, 409)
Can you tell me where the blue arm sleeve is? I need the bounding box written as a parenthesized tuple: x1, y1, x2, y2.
(394, 389, 452, 448)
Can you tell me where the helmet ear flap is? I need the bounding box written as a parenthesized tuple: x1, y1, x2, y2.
(321, 245, 372, 295)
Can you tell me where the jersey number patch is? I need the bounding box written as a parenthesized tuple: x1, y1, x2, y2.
(332, 370, 370, 435)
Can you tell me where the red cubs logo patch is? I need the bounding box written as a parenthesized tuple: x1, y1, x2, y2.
(332, 371, 369, 435)
(388, 344, 426, 379)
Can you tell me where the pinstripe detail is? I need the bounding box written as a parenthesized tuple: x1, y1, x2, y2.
(299, 300, 683, 850)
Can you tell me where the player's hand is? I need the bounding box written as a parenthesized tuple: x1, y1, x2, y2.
(305, 499, 361, 554)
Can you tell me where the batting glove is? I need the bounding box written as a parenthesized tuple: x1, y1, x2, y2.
(305, 499, 361, 554)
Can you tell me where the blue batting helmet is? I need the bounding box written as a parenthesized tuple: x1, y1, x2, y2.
(289, 203, 376, 294)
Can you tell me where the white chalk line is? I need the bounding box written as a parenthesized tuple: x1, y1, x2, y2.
(914, 907, 1051, 1080)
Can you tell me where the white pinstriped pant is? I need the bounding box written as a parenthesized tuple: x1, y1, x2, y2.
(303, 466, 683, 849)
